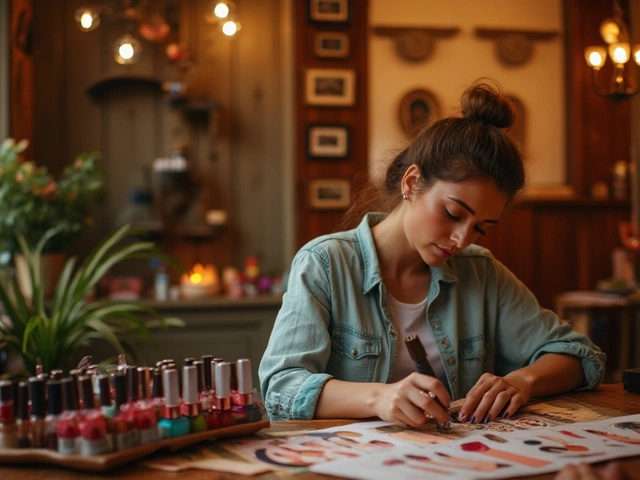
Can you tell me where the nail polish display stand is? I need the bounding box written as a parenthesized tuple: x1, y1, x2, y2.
(0, 419, 269, 472)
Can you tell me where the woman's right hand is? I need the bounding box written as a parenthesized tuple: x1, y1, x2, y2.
(371, 372, 451, 427)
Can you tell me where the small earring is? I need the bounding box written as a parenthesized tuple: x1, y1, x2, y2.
(402, 193, 409, 200)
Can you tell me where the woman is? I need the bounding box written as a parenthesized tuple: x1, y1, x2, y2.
(259, 81, 605, 428)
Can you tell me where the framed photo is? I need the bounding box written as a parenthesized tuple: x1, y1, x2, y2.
(306, 68, 355, 106)
(309, 179, 351, 210)
(307, 125, 350, 159)
(309, 0, 349, 23)
(398, 88, 441, 137)
(314, 31, 350, 58)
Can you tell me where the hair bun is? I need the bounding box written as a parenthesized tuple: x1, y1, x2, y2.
(460, 81, 514, 129)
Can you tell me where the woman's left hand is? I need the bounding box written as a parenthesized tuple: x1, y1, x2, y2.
(457, 373, 531, 424)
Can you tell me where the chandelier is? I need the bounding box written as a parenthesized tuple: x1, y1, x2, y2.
(584, 0, 640, 102)
(75, 0, 241, 66)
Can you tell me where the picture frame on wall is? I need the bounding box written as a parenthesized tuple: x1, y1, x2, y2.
(308, 125, 350, 159)
(398, 88, 441, 137)
(314, 32, 350, 58)
(306, 68, 355, 106)
(308, 0, 349, 23)
(309, 179, 351, 210)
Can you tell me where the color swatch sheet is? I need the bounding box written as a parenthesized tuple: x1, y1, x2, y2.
(220, 399, 639, 478)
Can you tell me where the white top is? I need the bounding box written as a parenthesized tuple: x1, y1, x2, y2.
(387, 294, 446, 384)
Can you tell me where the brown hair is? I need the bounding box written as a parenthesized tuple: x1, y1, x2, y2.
(340, 80, 526, 230)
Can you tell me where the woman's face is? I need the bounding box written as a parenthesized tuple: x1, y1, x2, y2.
(403, 176, 507, 267)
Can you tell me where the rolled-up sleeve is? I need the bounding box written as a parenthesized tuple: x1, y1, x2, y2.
(490, 257, 606, 390)
(258, 247, 335, 419)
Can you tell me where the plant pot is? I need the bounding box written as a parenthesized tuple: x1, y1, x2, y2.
(14, 252, 67, 301)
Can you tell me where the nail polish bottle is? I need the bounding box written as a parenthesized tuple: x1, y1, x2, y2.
(75, 375, 108, 455)
(158, 369, 189, 438)
(210, 362, 234, 428)
(206, 360, 220, 430)
(200, 355, 214, 414)
(28, 377, 46, 447)
(133, 367, 160, 445)
(16, 382, 31, 448)
(49, 369, 64, 380)
(96, 375, 115, 451)
(0, 380, 18, 448)
(182, 365, 207, 433)
(56, 377, 80, 454)
(45, 380, 63, 450)
(112, 372, 136, 450)
(232, 359, 262, 423)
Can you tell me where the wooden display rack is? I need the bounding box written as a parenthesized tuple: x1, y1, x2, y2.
(0, 419, 269, 472)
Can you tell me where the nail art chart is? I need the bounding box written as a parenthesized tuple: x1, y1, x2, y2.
(310, 414, 640, 480)
(222, 424, 411, 470)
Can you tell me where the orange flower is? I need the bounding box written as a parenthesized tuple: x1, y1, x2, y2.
(41, 181, 57, 199)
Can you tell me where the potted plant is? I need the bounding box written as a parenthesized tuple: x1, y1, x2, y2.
(0, 223, 185, 377)
(0, 138, 104, 258)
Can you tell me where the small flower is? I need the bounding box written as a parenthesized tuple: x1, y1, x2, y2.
(40, 181, 57, 199)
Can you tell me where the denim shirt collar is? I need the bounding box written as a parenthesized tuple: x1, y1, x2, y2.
(356, 212, 458, 294)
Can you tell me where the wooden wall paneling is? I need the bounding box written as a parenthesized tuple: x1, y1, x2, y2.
(229, 0, 285, 274)
(9, 0, 33, 151)
(565, 0, 630, 196)
(295, 0, 369, 248)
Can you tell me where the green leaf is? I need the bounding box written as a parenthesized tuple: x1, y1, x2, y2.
(22, 315, 43, 353)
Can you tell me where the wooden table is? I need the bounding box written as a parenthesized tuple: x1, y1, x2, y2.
(0, 384, 638, 480)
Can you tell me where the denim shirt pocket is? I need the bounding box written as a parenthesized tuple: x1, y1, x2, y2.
(326, 325, 381, 382)
(459, 335, 486, 394)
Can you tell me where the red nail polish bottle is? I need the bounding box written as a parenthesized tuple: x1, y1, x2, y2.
(210, 362, 234, 428)
(16, 382, 31, 448)
(0, 380, 18, 448)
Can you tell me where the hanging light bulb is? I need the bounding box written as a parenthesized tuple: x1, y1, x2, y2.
(221, 18, 240, 37)
(214, 2, 231, 19)
(114, 34, 142, 64)
(75, 7, 100, 32)
(205, 0, 236, 23)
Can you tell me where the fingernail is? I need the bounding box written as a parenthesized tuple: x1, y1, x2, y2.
(470, 416, 476, 424)
(484, 415, 491, 423)
(457, 412, 466, 421)
(502, 411, 510, 419)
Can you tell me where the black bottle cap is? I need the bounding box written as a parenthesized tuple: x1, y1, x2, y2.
(202, 355, 213, 390)
(47, 380, 63, 415)
(127, 366, 138, 402)
(28, 377, 45, 418)
(50, 369, 64, 380)
(0, 380, 12, 403)
(152, 368, 163, 398)
(61, 377, 78, 412)
(112, 372, 127, 408)
(184, 357, 196, 366)
(79, 376, 94, 409)
(17, 382, 29, 420)
(98, 375, 111, 407)
(193, 360, 204, 392)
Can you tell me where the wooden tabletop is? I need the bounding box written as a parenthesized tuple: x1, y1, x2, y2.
(0, 383, 638, 480)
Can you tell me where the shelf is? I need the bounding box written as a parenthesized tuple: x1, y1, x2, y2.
(86, 74, 163, 98)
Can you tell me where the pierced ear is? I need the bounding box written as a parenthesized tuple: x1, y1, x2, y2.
(401, 164, 421, 196)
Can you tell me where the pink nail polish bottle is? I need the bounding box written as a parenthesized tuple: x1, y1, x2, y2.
(56, 377, 81, 454)
(78, 375, 111, 455)
(112, 372, 136, 450)
(133, 367, 160, 445)
(210, 362, 234, 428)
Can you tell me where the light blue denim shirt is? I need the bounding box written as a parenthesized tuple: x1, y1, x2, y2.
(259, 213, 606, 420)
